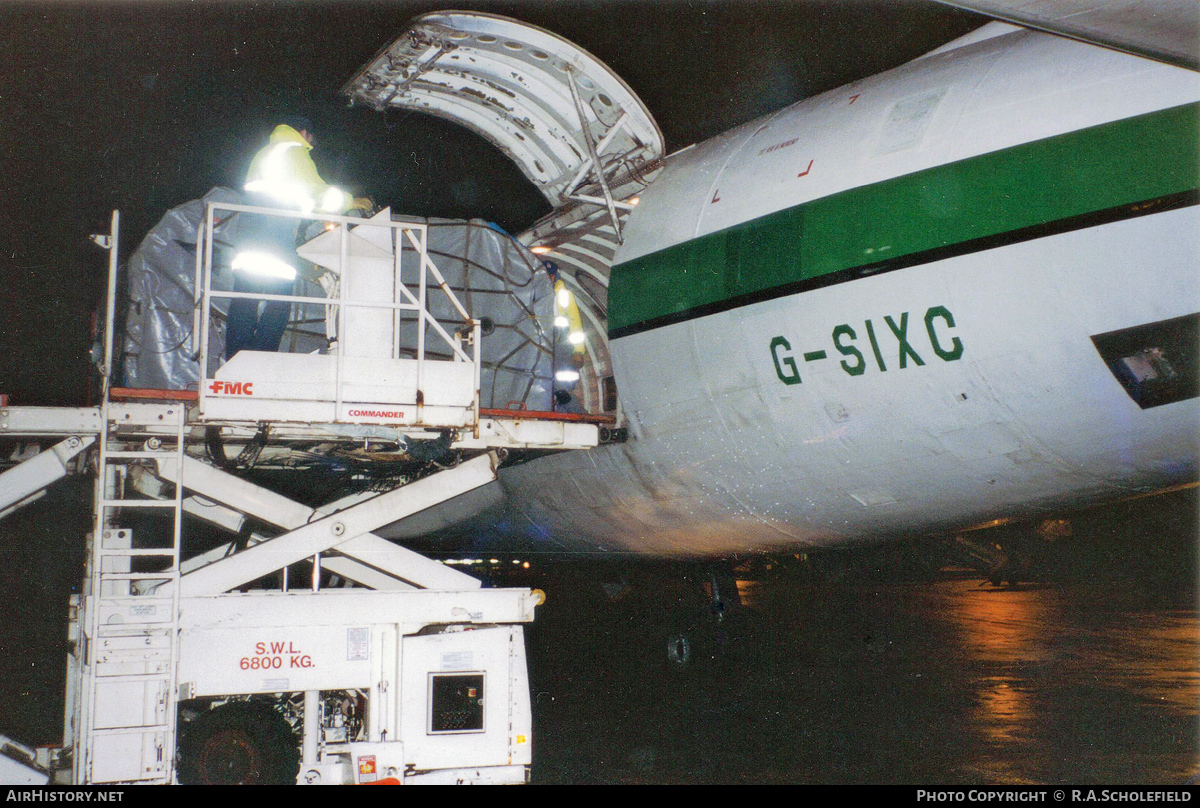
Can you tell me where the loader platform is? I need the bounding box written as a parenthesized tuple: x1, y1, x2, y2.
(0, 205, 606, 784)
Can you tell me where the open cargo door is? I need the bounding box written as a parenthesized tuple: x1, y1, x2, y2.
(342, 11, 664, 215)
(344, 11, 667, 419)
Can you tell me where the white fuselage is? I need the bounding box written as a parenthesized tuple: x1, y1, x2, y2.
(392, 25, 1200, 555)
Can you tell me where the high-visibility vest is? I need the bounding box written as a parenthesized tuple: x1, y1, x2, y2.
(243, 125, 353, 214)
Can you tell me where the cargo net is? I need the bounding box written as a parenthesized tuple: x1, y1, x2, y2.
(119, 188, 566, 413)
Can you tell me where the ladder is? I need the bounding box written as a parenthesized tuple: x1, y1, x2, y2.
(76, 400, 187, 784)
(0, 208, 600, 784)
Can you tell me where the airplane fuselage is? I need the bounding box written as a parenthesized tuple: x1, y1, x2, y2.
(392, 24, 1200, 555)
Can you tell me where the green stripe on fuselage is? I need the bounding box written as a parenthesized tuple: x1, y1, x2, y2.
(609, 103, 1200, 336)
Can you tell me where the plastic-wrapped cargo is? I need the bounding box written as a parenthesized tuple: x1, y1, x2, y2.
(398, 218, 557, 413)
(120, 187, 243, 391)
(119, 190, 558, 412)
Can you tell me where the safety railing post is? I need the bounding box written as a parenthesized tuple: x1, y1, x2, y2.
(192, 218, 205, 357)
(198, 203, 216, 416)
(473, 319, 482, 437)
(336, 214, 348, 417)
(101, 210, 120, 399)
(393, 227, 402, 361)
(416, 225, 427, 422)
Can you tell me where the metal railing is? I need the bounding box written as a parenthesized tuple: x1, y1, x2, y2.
(193, 201, 482, 427)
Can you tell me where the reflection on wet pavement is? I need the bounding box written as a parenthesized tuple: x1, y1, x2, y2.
(938, 582, 1198, 783)
(528, 567, 1198, 784)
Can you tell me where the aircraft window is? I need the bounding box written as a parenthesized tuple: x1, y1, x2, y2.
(1091, 313, 1199, 409)
(428, 673, 486, 734)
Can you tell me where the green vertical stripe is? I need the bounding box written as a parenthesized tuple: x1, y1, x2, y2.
(610, 103, 1200, 335)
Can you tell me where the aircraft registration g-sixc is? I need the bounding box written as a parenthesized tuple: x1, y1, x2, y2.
(343, 2, 1199, 557)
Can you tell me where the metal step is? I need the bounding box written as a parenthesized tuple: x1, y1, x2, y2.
(98, 499, 180, 509)
(82, 394, 186, 786)
(99, 550, 178, 560)
(89, 725, 171, 737)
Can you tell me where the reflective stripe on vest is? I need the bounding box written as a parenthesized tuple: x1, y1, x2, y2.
(245, 141, 313, 211)
(231, 250, 298, 280)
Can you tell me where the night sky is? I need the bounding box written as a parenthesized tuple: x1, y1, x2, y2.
(0, 0, 980, 406)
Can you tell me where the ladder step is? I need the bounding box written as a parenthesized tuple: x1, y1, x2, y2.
(101, 548, 178, 557)
(93, 672, 174, 683)
(91, 774, 170, 785)
(94, 621, 174, 630)
(89, 408, 184, 783)
(95, 609, 174, 620)
(96, 626, 175, 638)
(90, 724, 171, 736)
(96, 593, 175, 602)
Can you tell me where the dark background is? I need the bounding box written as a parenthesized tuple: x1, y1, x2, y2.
(0, 0, 981, 405)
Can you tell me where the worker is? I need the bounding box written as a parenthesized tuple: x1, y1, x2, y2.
(545, 260, 588, 413)
(226, 116, 372, 358)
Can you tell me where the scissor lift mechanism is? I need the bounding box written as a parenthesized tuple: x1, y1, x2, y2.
(0, 209, 605, 784)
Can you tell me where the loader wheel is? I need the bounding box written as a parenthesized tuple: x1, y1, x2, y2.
(177, 702, 299, 785)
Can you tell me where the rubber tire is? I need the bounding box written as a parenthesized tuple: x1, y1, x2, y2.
(177, 702, 300, 785)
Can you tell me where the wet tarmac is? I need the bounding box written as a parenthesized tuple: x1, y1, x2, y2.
(0, 483, 1195, 784)
(524, 566, 1197, 784)
(518, 492, 1198, 784)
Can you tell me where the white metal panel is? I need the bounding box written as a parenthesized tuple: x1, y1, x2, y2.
(297, 209, 400, 360)
(204, 352, 475, 425)
(343, 12, 663, 208)
(403, 764, 528, 785)
(399, 627, 528, 772)
(455, 418, 599, 450)
(0, 407, 101, 435)
(178, 589, 538, 633)
(90, 731, 164, 783)
(91, 680, 161, 730)
(178, 624, 375, 697)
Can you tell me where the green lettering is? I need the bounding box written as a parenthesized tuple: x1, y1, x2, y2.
(770, 336, 802, 385)
(925, 305, 964, 361)
(884, 312, 925, 368)
(832, 325, 866, 377)
(864, 319, 887, 372)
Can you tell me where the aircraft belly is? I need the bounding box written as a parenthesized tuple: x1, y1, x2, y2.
(489, 207, 1197, 555)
